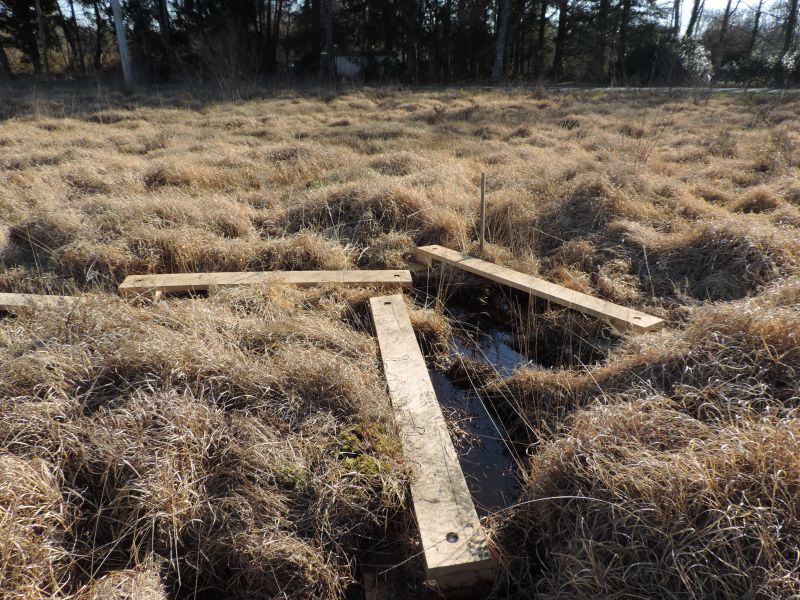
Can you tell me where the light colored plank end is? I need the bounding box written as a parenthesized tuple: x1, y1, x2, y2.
(0, 292, 81, 312)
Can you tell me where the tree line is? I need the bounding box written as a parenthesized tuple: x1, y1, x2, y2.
(0, 0, 798, 85)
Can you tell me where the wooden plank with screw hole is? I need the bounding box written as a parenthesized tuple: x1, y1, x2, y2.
(416, 245, 664, 333)
(0, 292, 81, 312)
(370, 295, 494, 594)
(118, 270, 412, 298)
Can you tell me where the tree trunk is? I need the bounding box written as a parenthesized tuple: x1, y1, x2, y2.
(597, 0, 609, 81)
(552, 0, 569, 80)
(264, 0, 272, 69)
(57, 1, 77, 73)
(455, 0, 467, 75)
(672, 0, 681, 35)
(783, 0, 798, 55)
(685, 0, 703, 38)
(54, 3, 75, 70)
(157, 0, 179, 76)
(285, 9, 291, 67)
(323, 0, 335, 78)
(491, 0, 512, 80)
(0, 40, 13, 79)
(443, 0, 452, 80)
(34, 0, 50, 76)
(406, 0, 419, 80)
(272, 0, 284, 70)
(747, 0, 763, 56)
(517, 0, 525, 75)
(311, 0, 322, 71)
(433, 1, 441, 80)
(416, 0, 424, 81)
(714, 0, 734, 76)
(535, 0, 547, 79)
(93, 0, 104, 71)
(67, 0, 86, 74)
(615, 0, 632, 84)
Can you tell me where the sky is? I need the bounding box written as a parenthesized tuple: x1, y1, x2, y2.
(681, 0, 775, 19)
(698, 0, 734, 10)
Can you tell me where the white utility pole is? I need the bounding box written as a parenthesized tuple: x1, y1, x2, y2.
(109, 0, 133, 86)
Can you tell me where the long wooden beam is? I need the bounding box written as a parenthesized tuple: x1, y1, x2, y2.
(119, 270, 412, 298)
(370, 295, 493, 594)
(0, 292, 80, 312)
(416, 245, 663, 333)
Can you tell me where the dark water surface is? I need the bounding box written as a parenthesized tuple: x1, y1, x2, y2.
(430, 371, 519, 516)
(431, 312, 528, 516)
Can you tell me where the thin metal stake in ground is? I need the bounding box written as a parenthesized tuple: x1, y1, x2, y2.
(479, 173, 486, 252)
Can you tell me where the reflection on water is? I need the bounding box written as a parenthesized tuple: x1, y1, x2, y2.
(430, 309, 531, 516)
(451, 329, 530, 377)
(430, 371, 519, 516)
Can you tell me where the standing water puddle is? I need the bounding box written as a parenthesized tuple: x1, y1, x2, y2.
(430, 312, 530, 516)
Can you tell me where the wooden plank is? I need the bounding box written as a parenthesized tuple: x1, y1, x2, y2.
(370, 295, 493, 594)
(119, 270, 412, 297)
(0, 292, 80, 312)
(416, 245, 664, 333)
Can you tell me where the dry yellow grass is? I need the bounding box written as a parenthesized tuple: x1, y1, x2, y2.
(1, 84, 799, 598)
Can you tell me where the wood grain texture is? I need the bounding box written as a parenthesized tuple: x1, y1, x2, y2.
(370, 295, 493, 592)
(119, 270, 412, 297)
(0, 292, 80, 312)
(416, 245, 663, 333)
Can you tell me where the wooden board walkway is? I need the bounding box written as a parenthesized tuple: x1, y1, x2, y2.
(416, 245, 663, 333)
(0, 292, 80, 312)
(370, 295, 493, 594)
(119, 270, 412, 297)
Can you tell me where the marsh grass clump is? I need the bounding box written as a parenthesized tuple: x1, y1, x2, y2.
(514, 306, 614, 369)
(284, 181, 445, 244)
(408, 303, 452, 359)
(142, 161, 262, 192)
(7, 213, 83, 262)
(484, 288, 800, 451)
(485, 296, 800, 592)
(0, 288, 408, 598)
(253, 232, 355, 271)
(636, 222, 797, 301)
(733, 187, 780, 213)
(358, 232, 416, 269)
(74, 566, 168, 600)
(0, 453, 71, 600)
(369, 151, 426, 176)
(503, 399, 800, 598)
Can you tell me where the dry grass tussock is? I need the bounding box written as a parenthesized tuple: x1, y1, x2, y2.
(488, 276, 800, 596)
(0, 288, 410, 598)
(1, 85, 800, 597)
(508, 399, 800, 598)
